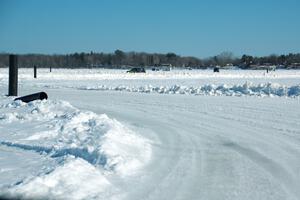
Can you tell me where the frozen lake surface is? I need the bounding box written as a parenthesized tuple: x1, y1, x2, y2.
(0, 69, 300, 199)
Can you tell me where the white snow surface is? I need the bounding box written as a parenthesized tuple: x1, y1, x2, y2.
(1, 68, 300, 81)
(0, 68, 300, 200)
(1, 68, 300, 97)
(0, 96, 151, 199)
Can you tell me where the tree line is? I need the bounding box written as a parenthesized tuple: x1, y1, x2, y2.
(0, 50, 300, 69)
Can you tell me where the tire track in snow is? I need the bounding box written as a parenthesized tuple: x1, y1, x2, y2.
(223, 141, 300, 199)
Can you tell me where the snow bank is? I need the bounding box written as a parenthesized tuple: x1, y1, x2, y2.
(76, 82, 300, 97)
(0, 96, 151, 199)
(7, 158, 111, 200)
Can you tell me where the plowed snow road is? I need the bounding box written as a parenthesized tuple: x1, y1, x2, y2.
(43, 89, 300, 200)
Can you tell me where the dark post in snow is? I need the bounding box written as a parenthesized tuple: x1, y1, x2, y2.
(8, 54, 18, 96)
(50, 66, 52, 72)
(34, 65, 37, 78)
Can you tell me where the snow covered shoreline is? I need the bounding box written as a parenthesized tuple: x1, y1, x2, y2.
(1, 68, 300, 81)
(1, 68, 299, 97)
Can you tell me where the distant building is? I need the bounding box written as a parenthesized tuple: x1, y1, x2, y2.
(160, 64, 172, 71)
(288, 63, 300, 69)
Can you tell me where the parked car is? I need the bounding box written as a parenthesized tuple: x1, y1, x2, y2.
(213, 67, 220, 72)
(127, 67, 146, 73)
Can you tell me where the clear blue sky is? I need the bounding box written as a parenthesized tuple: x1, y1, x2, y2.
(0, 0, 299, 58)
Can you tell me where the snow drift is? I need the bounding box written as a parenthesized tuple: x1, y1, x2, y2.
(0, 96, 151, 199)
(77, 82, 300, 97)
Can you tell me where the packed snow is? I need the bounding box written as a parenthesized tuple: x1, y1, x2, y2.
(0, 95, 151, 199)
(0, 68, 300, 200)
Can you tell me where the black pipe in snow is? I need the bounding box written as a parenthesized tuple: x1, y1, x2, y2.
(14, 92, 48, 103)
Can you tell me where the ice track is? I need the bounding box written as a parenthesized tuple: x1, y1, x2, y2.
(44, 89, 300, 200)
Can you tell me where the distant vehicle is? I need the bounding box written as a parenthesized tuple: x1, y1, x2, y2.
(213, 67, 220, 72)
(127, 67, 146, 73)
(152, 67, 160, 71)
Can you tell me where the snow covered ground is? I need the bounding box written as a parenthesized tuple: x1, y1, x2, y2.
(0, 68, 300, 199)
(1, 68, 300, 97)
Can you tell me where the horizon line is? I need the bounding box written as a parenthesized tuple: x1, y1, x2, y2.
(1, 50, 299, 59)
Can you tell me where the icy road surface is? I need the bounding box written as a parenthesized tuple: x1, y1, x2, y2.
(48, 90, 300, 200)
(0, 69, 300, 199)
